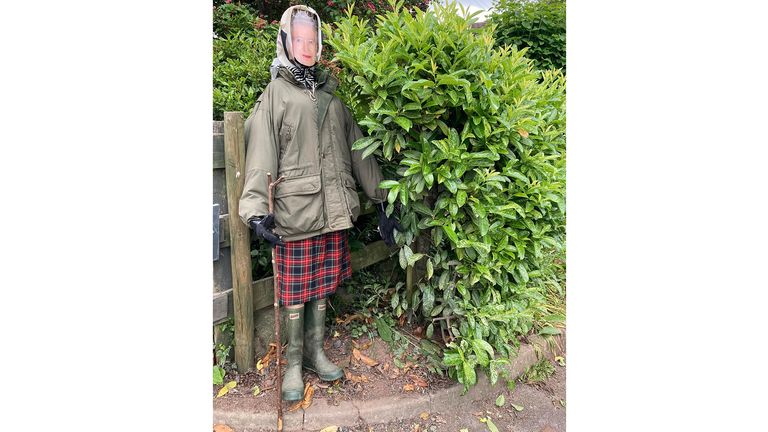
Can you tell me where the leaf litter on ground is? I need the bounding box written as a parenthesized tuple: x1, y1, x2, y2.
(256, 342, 278, 373)
(288, 382, 314, 411)
(352, 348, 379, 367)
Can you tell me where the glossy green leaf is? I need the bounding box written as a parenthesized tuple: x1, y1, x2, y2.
(352, 136, 377, 151)
(376, 317, 393, 342)
(456, 190, 467, 207)
(462, 361, 476, 386)
(394, 116, 412, 131)
(539, 326, 560, 336)
(378, 180, 400, 189)
(442, 225, 459, 244)
(407, 252, 424, 266)
(422, 285, 434, 315)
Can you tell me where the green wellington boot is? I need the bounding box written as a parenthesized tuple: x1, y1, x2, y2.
(281, 307, 305, 401)
(302, 298, 344, 381)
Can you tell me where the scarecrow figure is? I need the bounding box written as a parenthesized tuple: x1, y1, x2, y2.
(239, 4, 401, 401)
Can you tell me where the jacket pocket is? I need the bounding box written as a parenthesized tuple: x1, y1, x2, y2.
(341, 172, 361, 221)
(274, 174, 325, 236)
(278, 123, 294, 166)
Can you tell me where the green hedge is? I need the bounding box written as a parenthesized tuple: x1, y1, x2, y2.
(488, 0, 566, 72)
(213, 4, 276, 121)
(327, 0, 566, 391)
(213, 0, 432, 25)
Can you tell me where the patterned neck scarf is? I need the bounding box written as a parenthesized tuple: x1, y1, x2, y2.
(288, 60, 317, 94)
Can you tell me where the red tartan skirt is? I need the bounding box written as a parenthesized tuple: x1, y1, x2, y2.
(274, 230, 352, 306)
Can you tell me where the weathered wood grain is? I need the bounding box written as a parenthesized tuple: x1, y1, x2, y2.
(224, 112, 254, 372)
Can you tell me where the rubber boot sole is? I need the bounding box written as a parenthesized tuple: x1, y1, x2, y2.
(281, 388, 304, 401)
(303, 362, 344, 381)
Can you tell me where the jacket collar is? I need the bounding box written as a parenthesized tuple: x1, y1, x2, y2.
(276, 66, 338, 94)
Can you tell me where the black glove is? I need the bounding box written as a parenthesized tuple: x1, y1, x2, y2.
(248, 214, 285, 248)
(376, 202, 402, 247)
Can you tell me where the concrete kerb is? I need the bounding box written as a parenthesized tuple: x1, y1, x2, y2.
(213, 330, 566, 431)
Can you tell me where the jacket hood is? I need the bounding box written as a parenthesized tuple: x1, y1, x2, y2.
(276, 5, 323, 69)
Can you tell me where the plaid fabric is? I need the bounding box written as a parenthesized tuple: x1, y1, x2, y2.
(274, 230, 352, 306)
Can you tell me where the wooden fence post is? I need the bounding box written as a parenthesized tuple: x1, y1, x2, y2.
(224, 112, 254, 372)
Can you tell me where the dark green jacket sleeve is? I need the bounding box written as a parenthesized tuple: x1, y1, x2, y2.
(345, 105, 387, 204)
(239, 85, 280, 224)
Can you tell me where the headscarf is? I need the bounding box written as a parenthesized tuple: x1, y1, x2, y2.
(270, 5, 323, 96)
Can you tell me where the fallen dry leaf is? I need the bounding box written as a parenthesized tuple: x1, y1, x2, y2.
(216, 381, 237, 398)
(401, 361, 418, 373)
(472, 411, 483, 416)
(352, 348, 379, 367)
(419, 412, 430, 420)
(288, 400, 303, 412)
(352, 339, 372, 350)
(303, 388, 315, 407)
(351, 374, 369, 384)
(257, 343, 279, 372)
(213, 424, 234, 432)
(294, 383, 315, 410)
(518, 128, 529, 138)
(344, 369, 369, 384)
(288, 383, 314, 412)
(410, 375, 428, 388)
(336, 313, 364, 325)
(389, 367, 401, 379)
(319, 427, 339, 432)
(403, 384, 415, 392)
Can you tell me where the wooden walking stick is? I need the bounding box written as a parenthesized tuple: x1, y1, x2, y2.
(267, 172, 285, 431)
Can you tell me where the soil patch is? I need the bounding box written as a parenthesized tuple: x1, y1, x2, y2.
(213, 319, 455, 414)
(337, 355, 567, 432)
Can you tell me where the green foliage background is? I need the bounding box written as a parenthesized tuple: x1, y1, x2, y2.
(488, 0, 566, 72)
(326, 0, 566, 390)
(213, 0, 432, 25)
(213, 4, 277, 121)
